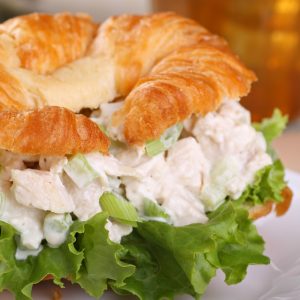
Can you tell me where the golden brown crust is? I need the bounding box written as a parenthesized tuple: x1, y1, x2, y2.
(0, 106, 109, 155)
(0, 13, 98, 74)
(0, 13, 116, 113)
(114, 45, 256, 144)
(0, 63, 30, 111)
(275, 186, 293, 217)
(0, 12, 256, 145)
(90, 12, 229, 96)
(248, 201, 273, 220)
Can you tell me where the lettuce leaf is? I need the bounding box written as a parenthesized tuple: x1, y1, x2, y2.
(243, 108, 287, 205)
(237, 159, 286, 205)
(75, 213, 135, 297)
(0, 220, 83, 300)
(0, 213, 135, 300)
(115, 201, 269, 300)
(113, 231, 196, 299)
(253, 109, 288, 160)
(0, 202, 269, 300)
(253, 109, 288, 145)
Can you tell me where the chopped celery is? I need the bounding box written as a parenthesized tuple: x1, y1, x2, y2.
(145, 140, 165, 157)
(143, 198, 170, 223)
(201, 157, 240, 211)
(145, 123, 183, 157)
(43, 213, 73, 248)
(0, 192, 6, 216)
(99, 192, 138, 227)
(64, 153, 99, 188)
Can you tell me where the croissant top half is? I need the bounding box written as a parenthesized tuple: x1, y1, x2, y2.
(0, 12, 256, 148)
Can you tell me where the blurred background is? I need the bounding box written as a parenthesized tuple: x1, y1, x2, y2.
(0, 0, 299, 169)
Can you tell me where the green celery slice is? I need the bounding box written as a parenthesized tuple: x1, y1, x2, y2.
(64, 153, 99, 188)
(100, 192, 138, 227)
(143, 198, 170, 223)
(145, 123, 183, 157)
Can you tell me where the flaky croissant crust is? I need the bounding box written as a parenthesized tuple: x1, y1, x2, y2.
(0, 12, 256, 147)
(0, 107, 110, 155)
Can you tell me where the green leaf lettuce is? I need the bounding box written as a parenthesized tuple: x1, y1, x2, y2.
(115, 202, 269, 300)
(253, 109, 288, 146)
(237, 159, 286, 205)
(0, 202, 270, 300)
(0, 213, 135, 300)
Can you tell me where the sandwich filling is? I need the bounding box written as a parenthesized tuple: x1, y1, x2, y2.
(0, 101, 272, 258)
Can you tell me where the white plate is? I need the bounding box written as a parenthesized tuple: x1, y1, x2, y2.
(2, 170, 300, 300)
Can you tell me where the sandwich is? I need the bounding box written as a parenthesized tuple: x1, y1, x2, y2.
(0, 12, 292, 300)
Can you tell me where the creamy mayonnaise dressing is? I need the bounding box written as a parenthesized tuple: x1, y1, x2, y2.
(0, 101, 272, 259)
(117, 140, 208, 226)
(191, 101, 272, 209)
(91, 101, 125, 142)
(0, 182, 45, 250)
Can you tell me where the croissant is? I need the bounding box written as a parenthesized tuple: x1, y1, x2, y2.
(90, 12, 256, 144)
(0, 12, 97, 74)
(113, 45, 256, 144)
(0, 12, 256, 145)
(0, 106, 109, 155)
(0, 13, 116, 112)
(89, 12, 230, 95)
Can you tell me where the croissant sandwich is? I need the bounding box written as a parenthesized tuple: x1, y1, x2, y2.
(0, 12, 292, 300)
